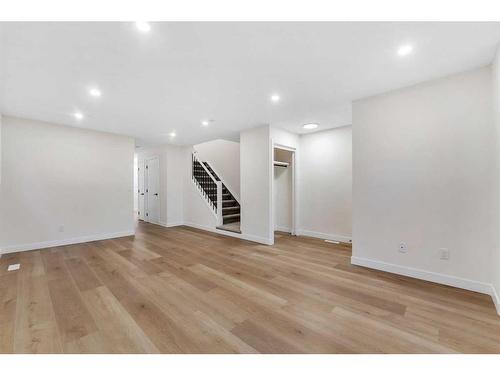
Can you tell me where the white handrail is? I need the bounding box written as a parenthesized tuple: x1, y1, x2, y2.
(193, 151, 218, 183)
(216, 181, 223, 226)
(192, 152, 222, 222)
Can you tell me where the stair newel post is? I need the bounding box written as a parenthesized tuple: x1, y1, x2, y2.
(216, 181, 223, 226)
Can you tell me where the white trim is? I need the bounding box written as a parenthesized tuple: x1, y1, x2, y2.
(143, 155, 160, 224)
(297, 229, 352, 243)
(273, 143, 296, 152)
(351, 256, 492, 295)
(268, 137, 275, 245)
(491, 285, 500, 316)
(193, 151, 218, 182)
(291, 150, 297, 236)
(158, 221, 184, 228)
(271, 140, 297, 240)
(0, 230, 135, 255)
(216, 181, 223, 227)
(183, 221, 273, 245)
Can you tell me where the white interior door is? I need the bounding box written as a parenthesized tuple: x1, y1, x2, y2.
(146, 157, 160, 224)
(138, 159, 145, 221)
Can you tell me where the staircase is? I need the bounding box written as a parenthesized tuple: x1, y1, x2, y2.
(192, 153, 241, 232)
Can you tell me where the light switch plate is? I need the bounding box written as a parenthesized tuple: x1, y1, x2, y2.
(440, 248, 450, 260)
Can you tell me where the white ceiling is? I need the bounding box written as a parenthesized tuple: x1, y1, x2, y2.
(1, 22, 500, 146)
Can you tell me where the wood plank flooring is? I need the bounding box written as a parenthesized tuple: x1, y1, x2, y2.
(1, 221, 500, 353)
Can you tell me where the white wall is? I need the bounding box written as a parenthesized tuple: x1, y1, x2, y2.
(352, 67, 494, 293)
(0, 116, 135, 253)
(136, 144, 184, 227)
(0, 113, 2, 185)
(299, 126, 352, 242)
(165, 146, 185, 225)
(269, 125, 353, 243)
(240, 125, 273, 244)
(271, 127, 300, 150)
(194, 139, 240, 202)
(492, 46, 500, 312)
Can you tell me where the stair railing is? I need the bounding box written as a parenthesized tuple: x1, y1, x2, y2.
(216, 180, 223, 226)
(192, 152, 223, 226)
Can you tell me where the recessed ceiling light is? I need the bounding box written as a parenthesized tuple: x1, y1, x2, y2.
(397, 44, 414, 57)
(169, 131, 176, 137)
(303, 123, 319, 130)
(201, 120, 210, 126)
(135, 22, 151, 33)
(89, 88, 101, 97)
(270, 94, 280, 103)
(74, 112, 84, 120)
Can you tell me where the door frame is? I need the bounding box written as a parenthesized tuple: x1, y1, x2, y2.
(144, 156, 160, 224)
(137, 159, 146, 221)
(272, 143, 297, 238)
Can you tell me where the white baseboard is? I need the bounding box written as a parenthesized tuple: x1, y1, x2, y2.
(159, 221, 184, 228)
(491, 285, 500, 316)
(351, 255, 493, 295)
(183, 221, 273, 245)
(0, 230, 136, 255)
(297, 229, 352, 243)
(240, 232, 274, 246)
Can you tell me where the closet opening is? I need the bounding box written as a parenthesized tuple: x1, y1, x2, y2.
(272, 145, 296, 237)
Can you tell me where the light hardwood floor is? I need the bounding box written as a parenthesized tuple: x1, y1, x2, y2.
(1, 222, 499, 353)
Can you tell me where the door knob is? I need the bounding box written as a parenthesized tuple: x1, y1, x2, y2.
(154, 193, 159, 196)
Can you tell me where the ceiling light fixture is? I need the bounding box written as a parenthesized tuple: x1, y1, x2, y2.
(169, 131, 176, 137)
(89, 88, 102, 97)
(74, 111, 84, 120)
(303, 123, 319, 130)
(397, 44, 414, 57)
(201, 120, 210, 126)
(135, 22, 151, 33)
(270, 94, 280, 103)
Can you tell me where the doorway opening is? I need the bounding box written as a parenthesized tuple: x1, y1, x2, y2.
(272, 145, 296, 238)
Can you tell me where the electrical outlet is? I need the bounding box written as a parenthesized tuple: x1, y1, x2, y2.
(58, 225, 65, 233)
(398, 242, 407, 253)
(440, 248, 450, 260)
(8, 264, 20, 271)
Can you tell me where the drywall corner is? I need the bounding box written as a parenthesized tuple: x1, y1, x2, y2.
(491, 43, 500, 317)
(240, 125, 273, 244)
